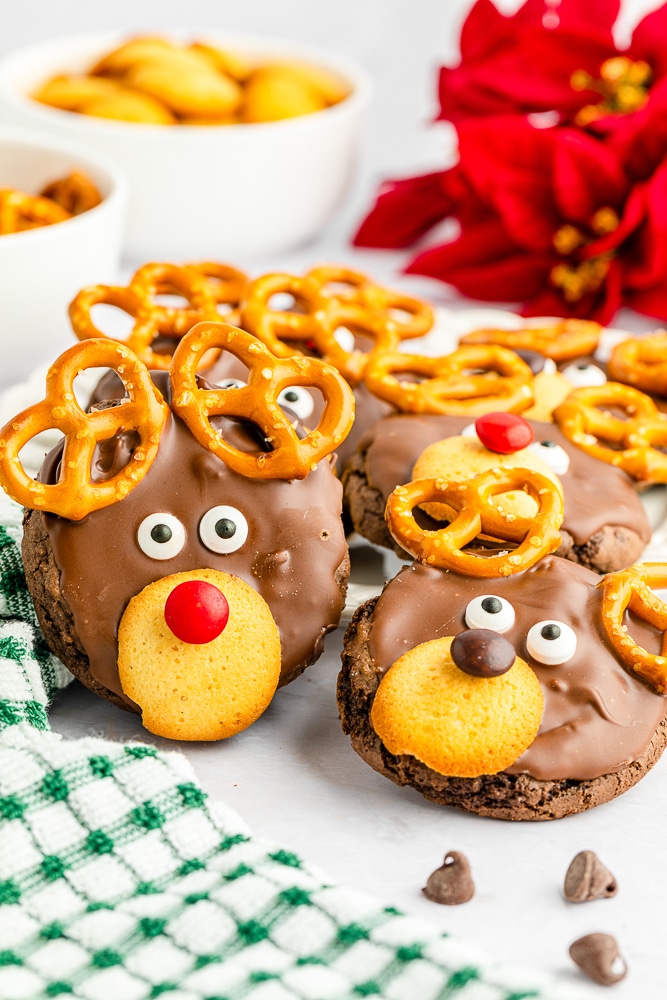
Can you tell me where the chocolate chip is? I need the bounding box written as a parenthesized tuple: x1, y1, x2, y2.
(451, 629, 516, 677)
(564, 850, 618, 903)
(569, 933, 627, 985)
(422, 851, 475, 905)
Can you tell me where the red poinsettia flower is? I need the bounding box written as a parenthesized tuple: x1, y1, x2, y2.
(437, 0, 620, 124)
(357, 116, 667, 324)
(438, 0, 667, 178)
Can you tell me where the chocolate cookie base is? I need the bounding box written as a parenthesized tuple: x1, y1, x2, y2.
(23, 508, 350, 713)
(338, 598, 667, 821)
(342, 447, 648, 575)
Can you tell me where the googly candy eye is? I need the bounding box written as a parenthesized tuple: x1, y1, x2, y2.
(464, 595, 516, 633)
(527, 439, 570, 475)
(138, 513, 186, 560)
(526, 620, 577, 665)
(199, 505, 249, 554)
(561, 362, 607, 388)
(218, 378, 247, 389)
(277, 386, 315, 420)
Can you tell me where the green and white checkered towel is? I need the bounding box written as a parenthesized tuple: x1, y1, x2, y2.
(0, 490, 583, 1000)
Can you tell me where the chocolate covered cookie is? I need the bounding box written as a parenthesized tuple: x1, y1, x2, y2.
(338, 471, 667, 820)
(3, 322, 354, 741)
(343, 411, 651, 573)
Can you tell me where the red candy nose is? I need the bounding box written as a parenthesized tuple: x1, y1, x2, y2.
(475, 412, 534, 454)
(164, 580, 229, 644)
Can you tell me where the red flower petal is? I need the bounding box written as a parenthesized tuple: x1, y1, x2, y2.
(626, 284, 667, 320)
(352, 172, 452, 249)
(456, 118, 559, 247)
(459, 0, 509, 61)
(553, 130, 627, 222)
(405, 219, 552, 301)
(620, 165, 667, 290)
(514, 0, 618, 33)
(438, 27, 615, 123)
(601, 78, 667, 181)
(628, 0, 667, 80)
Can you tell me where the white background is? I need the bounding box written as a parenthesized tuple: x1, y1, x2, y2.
(2, 1, 667, 996)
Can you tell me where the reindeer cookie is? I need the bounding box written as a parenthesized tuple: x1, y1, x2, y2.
(338, 470, 667, 820)
(343, 409, 651, 574)
(0, 322, 354, 741)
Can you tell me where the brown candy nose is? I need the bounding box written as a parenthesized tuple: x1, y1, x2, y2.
(451, 629, 516, 677)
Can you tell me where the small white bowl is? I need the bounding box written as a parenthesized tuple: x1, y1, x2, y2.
(0, 32, 372, 261)
(0, 126, 127, 387)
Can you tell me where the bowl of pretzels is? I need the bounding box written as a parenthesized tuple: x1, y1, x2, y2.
(0, 126, 127, 385)
(0, 31, 371, 261)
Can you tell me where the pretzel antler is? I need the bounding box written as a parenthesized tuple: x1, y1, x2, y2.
(170, 321, 355, 479)
(306, 264, 434, 340)
(363, 346, 534, 415)
(553, 382, 667, 483)
(599, 563, 667, 693)
(460, 318, 602, 362)
(607, 332, 667, 397)
(68, 262, 222, 369)
(385, 468, 563, 577)
(239, 273, 327, 357)
(0, 340, 169, 520)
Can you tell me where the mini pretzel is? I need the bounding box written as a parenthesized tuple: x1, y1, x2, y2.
(170, 321, 354, 479)
(239, 273, 327, 357)
(187, 261, 250, 323)
(607, 333, 667, 397)
(69, 263, 221, 369)
(384, 468, 563, 577)
(0, 188, 70, 233)
(130, 262, 221, 335)
(460, 319, 602, 362)
(39, 171, 102, 215)
(553, 383, 667, 483)
(306, 265, 434, 340)
(306, 301, 401, 387)
(0, 339, 169, 520)
(598, 563, 667, 693)
(363, 346, 534, 415)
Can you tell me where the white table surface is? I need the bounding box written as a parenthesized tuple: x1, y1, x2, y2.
(3, 1, 667, 995)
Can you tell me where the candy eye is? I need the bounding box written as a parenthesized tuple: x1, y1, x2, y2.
(137, 513, 186, 560)
(277, 386, 315, 420)
(527, 439, 570, 475)
(461, 423, 478, 438)
(199, 505, 248, 554)
(526, 620, 577, 665)
(465, 595, 516, 633)
(561, 362, 607, 387)
(218, 378, 247, 390)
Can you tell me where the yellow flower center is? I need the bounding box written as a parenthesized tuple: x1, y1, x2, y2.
(571, 56, 652, 125)
(550, 207, 620, 302)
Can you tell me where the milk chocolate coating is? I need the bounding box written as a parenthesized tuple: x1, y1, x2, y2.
(338, 556, 667, 819)
(343, 413, 650, 572)
(24, 391, 349, 712)
(91, 351, 393, 479)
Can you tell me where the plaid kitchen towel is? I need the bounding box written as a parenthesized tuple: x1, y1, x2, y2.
(0, 490, 587, 1000)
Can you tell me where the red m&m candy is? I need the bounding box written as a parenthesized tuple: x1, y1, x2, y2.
(475, 412, 534, 454)
(164, 580, 229, 644)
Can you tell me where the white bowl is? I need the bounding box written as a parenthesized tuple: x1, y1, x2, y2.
(0, 32, 372, 261)
(0, 126, 127, 387)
